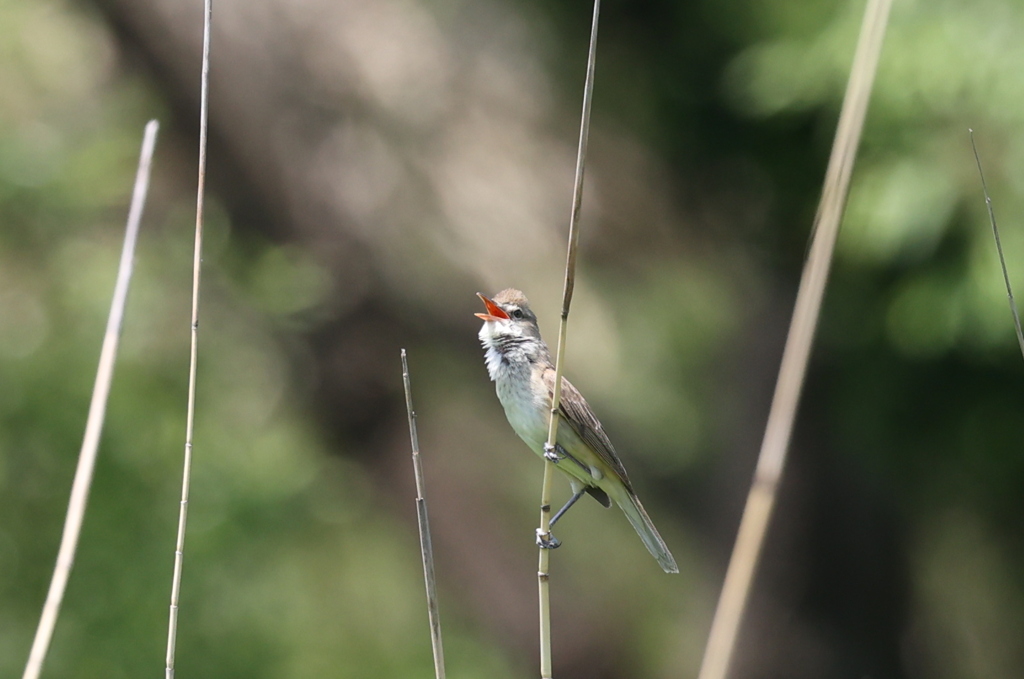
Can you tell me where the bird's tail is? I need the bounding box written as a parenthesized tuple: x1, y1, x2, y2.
(609, 485, 678, 573)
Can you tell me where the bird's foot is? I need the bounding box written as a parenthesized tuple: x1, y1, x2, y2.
(536, 528, 561, 549)
(543, 443, 562, 463)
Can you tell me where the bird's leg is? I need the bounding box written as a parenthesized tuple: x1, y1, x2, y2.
(536, 488, 586, 549)
(550, 488, 585, 528)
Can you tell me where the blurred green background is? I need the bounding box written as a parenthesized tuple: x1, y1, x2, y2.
(3, 0, 1024, 677)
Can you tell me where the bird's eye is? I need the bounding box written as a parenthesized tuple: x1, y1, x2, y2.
(511, 309, 524, 319)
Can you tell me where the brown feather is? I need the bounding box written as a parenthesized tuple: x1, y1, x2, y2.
(542, 367, 635, 494)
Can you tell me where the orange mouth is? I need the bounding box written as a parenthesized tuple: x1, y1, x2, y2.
(475, 292, 509, 322)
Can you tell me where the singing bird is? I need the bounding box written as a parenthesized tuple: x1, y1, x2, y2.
(476, 288, 678, 573)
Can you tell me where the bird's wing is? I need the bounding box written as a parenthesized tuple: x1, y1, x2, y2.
(542, 367, 634, 493)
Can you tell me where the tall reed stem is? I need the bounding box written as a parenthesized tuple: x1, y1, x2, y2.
(21, 119, 160, 679)
(970, 130, 1024, 363)
(538, 1, 600, 676)
(401, 350, 447, 679)
(697, 1, 892, 678)
(165, 1, 212, 676)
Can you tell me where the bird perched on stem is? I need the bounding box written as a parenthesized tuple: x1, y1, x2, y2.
(476, 288, 678, 573)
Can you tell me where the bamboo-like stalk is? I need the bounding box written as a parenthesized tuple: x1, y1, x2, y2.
(400, 349, 447, 679)
(696, 1, 892, 678)
(970, 130, 1024, 363)
(21, 120, 160, 679)
(537, 1, 600, 677)
(165, 1, 212, 677)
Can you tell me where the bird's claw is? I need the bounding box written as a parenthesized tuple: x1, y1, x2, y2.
(536, 529, 561, 549)
(543, 443, 561, 463)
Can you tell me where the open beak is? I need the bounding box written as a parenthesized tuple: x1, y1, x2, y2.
(475, 292, 509, 322)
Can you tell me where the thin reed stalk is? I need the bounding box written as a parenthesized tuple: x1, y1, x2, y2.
(696, 1, 892, 678)
(21, 119, 160, 679)
(401, 349, 447, 679)
(165, 1, 212, 676)
(970, 130, 1024, 363)
(537, 1, 600, 676)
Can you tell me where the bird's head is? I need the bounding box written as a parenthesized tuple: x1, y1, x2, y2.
(475, 288, 545, 353)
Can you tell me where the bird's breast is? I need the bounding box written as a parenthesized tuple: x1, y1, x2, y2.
(492, 360, 549, 453)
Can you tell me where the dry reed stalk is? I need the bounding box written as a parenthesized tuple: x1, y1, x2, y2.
(970, 130, 1024, 363)
(400, 349, 447, 679)
(696, 1, 892, 678)
(21, 119, 160, 679)
(537, 1, 600, 676)
(165, 1, 212, 676)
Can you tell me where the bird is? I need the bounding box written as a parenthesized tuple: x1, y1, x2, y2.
(476, 288, 678, 573)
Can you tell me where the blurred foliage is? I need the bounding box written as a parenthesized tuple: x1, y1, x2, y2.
(0, 0, 521, 677)
(4, 0, 1024, 677)
(541, 0, 1024, 675)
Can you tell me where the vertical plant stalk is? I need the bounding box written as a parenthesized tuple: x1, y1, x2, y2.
(970, 130, 1024, 363)
(401, 350, 447, 679)
(538, 1, 600, 677)
(696, 1, 892, 678)
(165, 1, 212, 677)
(21, 120, 160, 679)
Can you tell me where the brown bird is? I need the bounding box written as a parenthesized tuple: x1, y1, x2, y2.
(476, 288, 678, 573)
